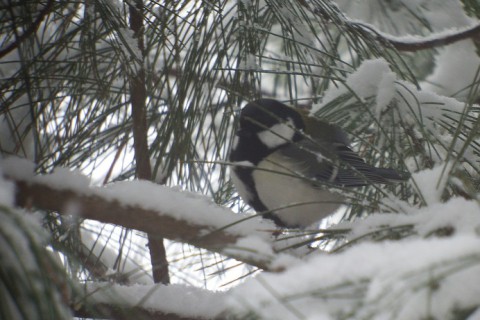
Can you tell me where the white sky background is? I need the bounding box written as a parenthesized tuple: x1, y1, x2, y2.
(1, 0, 480, 319)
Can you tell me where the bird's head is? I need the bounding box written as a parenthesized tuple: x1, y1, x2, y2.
(236, 99, 306, 150)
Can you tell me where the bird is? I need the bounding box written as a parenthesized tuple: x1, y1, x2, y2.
(229, 98, 409, 229)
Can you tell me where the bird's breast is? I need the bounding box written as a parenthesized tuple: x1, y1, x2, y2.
(252, 152, 344, 228)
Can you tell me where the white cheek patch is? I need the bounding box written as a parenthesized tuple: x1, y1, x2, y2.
(257, 118, 296, 148)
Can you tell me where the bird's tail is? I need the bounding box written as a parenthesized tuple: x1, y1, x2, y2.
(375, 168, 410, 184)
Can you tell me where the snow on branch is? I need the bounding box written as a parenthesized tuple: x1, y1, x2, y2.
(352, 21, 480, 52)
(298, 0, 480, 52)
(2, 158, 281, 271)
(229, 235, 480, 319)
(74, 283, 227, 320)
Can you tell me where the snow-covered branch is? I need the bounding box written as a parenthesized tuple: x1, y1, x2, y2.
(354, 21, 480, 52)
(299, 0, 480, 52)
(73, 303, 192, 320)
(3, 158, 279, 271)
(74, 283, 227, 320)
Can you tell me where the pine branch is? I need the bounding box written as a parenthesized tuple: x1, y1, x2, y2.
(128, 0, 170, 284)
(9, 175, 278, 271)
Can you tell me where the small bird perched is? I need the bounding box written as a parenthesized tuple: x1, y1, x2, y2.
(229, 98, 409, 229)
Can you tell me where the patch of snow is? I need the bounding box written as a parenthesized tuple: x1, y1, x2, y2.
(86, 282, 227, 319)
(411, 162, 452, 205)
(101, 180, 274, 238)
(375, 70, 396, 116)
(313, 58, 396, 118)
(1, 157, 35, 181)
(228, 235, 480, 320)
(422, 40, 480, 100)
(224, 235, 275, 263)
(0, 165, 14, 206)
(269, 253, 302, 270)
(345, 59, 392, 101)
(337, 197, 480, 240)
(42, 167, 92, 190)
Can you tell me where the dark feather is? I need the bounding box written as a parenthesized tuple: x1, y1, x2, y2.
(278, 139, 409, 188)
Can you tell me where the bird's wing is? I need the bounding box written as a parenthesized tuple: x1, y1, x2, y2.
(278, 139, 405, 187)
(332, 143, 405, 186)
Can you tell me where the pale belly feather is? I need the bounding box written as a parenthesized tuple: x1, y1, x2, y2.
(253, 155, 344, 228)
